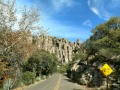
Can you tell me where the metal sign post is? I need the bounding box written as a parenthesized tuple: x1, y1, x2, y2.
(100, 63, 113, 90)
(106, 77, 108, 90)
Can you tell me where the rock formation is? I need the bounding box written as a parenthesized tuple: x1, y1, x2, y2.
(67, 59, 103, 87)
(67, 55, 120, 89)
(36, 35, 84, 64)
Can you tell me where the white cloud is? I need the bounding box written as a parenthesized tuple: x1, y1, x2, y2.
(90, 7, 99, 16)
(51, 0, 75, 11)
(82, 20, 92, 27)
(88, 0, 111, 20)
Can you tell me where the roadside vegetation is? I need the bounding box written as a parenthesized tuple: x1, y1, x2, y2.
(21, 50, 58, 86)
(67, 17, 120, 89)
(0, 0, 58, 89)
(57, 64, 69, 74)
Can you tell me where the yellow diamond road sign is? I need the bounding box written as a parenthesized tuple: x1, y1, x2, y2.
(100, 63, 113, 77)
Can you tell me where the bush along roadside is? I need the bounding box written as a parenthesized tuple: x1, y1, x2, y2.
(18, 50, 58, 87)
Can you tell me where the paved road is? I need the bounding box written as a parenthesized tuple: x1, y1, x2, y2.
(23, 74, 90, 90)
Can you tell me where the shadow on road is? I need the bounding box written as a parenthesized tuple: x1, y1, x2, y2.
(64, 78, 77, 83)
(63, 74, 77, 84)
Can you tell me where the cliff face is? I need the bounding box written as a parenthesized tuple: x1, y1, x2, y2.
(36, 35, 83, 64)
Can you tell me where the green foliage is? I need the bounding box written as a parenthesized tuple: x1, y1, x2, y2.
(24, 50, 58, 76)
(84, 17, 120, 56)
(22, 71, 36, 85)
(98, 48, 114, 59)
(57, 64, 69, 74)
(72, 52, 87, 61)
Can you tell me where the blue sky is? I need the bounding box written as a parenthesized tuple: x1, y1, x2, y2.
(17, 0, 120, 42)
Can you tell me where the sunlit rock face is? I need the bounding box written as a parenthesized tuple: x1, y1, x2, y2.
(36, 35, 84, 64)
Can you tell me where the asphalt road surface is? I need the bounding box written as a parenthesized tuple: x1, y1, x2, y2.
(23, 74, 91, 90)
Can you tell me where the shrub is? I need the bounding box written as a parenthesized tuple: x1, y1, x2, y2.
(24, 50, 58, 76)
(22, 71, 36, 85)
(58, 64, 69, 74)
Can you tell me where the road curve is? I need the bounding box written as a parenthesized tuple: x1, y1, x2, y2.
(22, 74, 93, 90)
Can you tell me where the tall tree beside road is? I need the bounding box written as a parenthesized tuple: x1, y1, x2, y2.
(0, 0, 45, 89)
